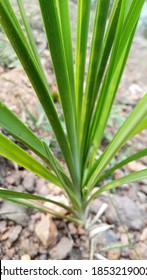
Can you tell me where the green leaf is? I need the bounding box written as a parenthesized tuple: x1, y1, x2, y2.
(0, 101, 48, 161)
(0, 0, 77, 184)
(42, 141, 81, 209)
(83, 0, 122, 161)
(0, 101, 71, 186)
(75, 0, 91, 135)
(39, 0, 81, 190)
(129, 117, 147, 138)
(0, 132, 61, 187)
(16, 0, 46, 83)
(57, 0, 75, 110)
(86, 93, 147, 190)
(97, 148, 147, 184)
(86, 0, 144, 162)
(0, 188, 75, 214)
(88, 169, 147, 204)
(0, 190, 82, 224)
(81, 0, 110, 161)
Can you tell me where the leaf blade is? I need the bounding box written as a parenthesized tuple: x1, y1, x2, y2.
(0, 132, 61, 187)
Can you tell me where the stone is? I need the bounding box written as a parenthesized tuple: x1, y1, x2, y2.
(20, 239, 39, 257)
(9, 225, 22, 243)
(0, 221, 7, 234)
(105, 195, 145, 230)
(21, 254, 31, 260)
(7, 248, 15, 259)
(78, 226, 86, 235)
(50, 237, 73, 260)
(1, 230, 9, 241)
(22, 173, 36, 193)
(0, 201, 29, 226)
(6, 172, 21, 186)
(35, 214, 58, 248)
(140, 185, 147, 195)
(140, 228, 147, 241)
(35, 178, 50, 195)
(127, 162, 146, 172)
(68, 223, 77, 235)
(103, 229, 119, 244)
(128, 184, 138, 200)
(89, 198, 104, 214)
(121, 248, 130, 258)
(129, 242, 147, 260)
(107, 249, 121, 260)
(137, 191, 146, 203)
(43, 194, 69, 216)
(5, 175, 16, 185)
(38, 254, 47, 260)
(120, 233, 129, 244)
(47, 183, 62, 195)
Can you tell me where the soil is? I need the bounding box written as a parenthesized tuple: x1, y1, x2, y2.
(0, 0, 147, 260)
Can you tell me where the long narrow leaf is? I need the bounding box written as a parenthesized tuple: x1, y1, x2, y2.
(0, 101, 49, 161)
(16, 0, 47, 85)
(57, 0, 75, 111)
(0, 188, 75, 214)
(89, 28, 135, 158)
(42, 141, 81, 209)
(39, 0, 81, 190)
(75, 0, 91, 136)
(81, 0, 110, 161)
(86, 93, 147, 190)
(97, 148, 147, 184)
(129, 117, 147, 139)
(0, 101, 72, 186)
(87, 169, 147, 205)
(0, 0, 77, 183)
(0, 133, 61, 187)
(87, 0, 144, 161)
(83, 0, 122, 160)
(0, 193, 81, 224)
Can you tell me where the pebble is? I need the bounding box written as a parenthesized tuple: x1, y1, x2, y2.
(35, 178, 50, 195)
(44, 194, 69, 216)
(140, 228, 147, 241)
(78, 226, 86, 235)
(121, 248, 130, 258)
(127, 162, 146, 172)
(0, 221, 7, 234)
(35, 214, 58, 248)
(105, 195, 145, 230)
(38, 254, 47, 260)
(22, 173, 36, 193)
(68, 223, 77, 235)
(21, 254, 31, 260)
(7, 248, 15, 259)
(137, 191, 146, 203)
(140, 185, 147, 195)
(5, 171, 21, 186)
(20, 239, 39, 257)
(129, 242, 147, 260)
(103, 229, 119, 244)
(89, 198, 104, 214)
(9, 225, 22, 243)
(107, 248, 121, 260)
(0, 201, 29, 226)
(1, 230, 10, 241)
(47, 183, 62, 195)
(50, 237, 73, 260)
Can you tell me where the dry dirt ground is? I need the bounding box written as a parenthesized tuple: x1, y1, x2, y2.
(0, 1, 147, 260)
